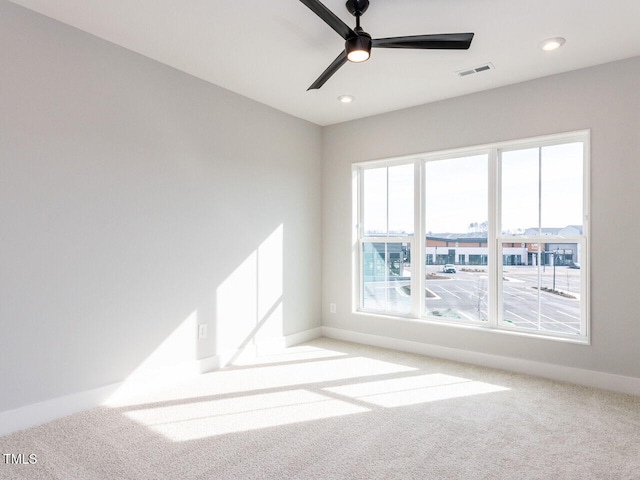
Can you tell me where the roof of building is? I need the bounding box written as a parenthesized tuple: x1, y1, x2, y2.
(427, 224, 583, 241)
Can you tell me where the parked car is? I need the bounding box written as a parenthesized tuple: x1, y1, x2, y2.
(443, 264, 456, 273)
(569, 262, 581, 269)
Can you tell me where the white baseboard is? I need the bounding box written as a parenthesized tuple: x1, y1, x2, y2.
(214, 327, 323, 369)
(0, 356, 218, 437)
(0, 327, 322, 437)
(322, 326, 640, 396)
(0, 382, 121, 439)
(284, 326, 323, 347)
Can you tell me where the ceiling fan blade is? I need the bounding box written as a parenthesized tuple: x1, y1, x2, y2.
(307, 50, 348, 90)
(299, 0, 356, 40)
(372, 33, 474, 50)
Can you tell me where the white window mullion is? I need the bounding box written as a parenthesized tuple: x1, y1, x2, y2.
(581, 137, 590, 340)
(535, 147, 542, 330)
(384, 242, 389, 310)
(355, 167, 364, 311)
(412, 160, 424, 317)
(538, 147, 543, 237)
(384, 167, 390, 311)
(579, 237, 588, 338)
(537, 243, 542, 331)
(489, 148, 499, 328)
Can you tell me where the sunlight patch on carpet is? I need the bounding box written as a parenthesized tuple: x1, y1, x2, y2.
(124, 389, 369, 441)
(324, 373, 510, 407)
(231, 345, 350, 366)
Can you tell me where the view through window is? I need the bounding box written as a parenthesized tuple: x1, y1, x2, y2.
(425, 154, 488, 323)
(355, 132, 589, 341)
(361, 164, 413, 315)
(499, 142, 585, 336)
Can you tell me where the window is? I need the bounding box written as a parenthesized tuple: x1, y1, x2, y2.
(355, 131, 589, 342)
(499, 142, 586, 336)
(360, 164, 413, 315)
(425, 154, 488, 323)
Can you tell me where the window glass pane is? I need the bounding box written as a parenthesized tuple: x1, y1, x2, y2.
(425, 155, 488, 234)
(424, 154, 488, 321)
(363, 167, 387, 236)
(541, 143, 583, 231)
(362, 242, 411, 314)
(501, 148, 539, 235)
(388, 164, 414, 235)
(502, 143, 584, 235)
(501, 244, 582, 335)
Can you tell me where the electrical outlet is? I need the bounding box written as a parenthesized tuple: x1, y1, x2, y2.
(330, 303, 336, 314)
(198, 324, 208, 339)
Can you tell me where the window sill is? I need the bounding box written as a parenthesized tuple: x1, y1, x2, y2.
(354, 309, 590, 345)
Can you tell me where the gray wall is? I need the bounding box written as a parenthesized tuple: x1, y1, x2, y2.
(0, 1, 321, 413)
(322, 56, 640, 379)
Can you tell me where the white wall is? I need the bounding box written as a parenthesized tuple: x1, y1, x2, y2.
(0, 1, 322, 417)
(322, 56, 640, 380)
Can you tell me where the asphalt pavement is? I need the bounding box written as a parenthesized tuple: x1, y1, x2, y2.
(362, 265, 582, 335)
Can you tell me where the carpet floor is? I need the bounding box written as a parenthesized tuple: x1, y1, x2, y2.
(1, 337, 640, 479)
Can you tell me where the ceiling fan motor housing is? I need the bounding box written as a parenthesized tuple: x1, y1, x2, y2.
(345, 30, 372, 61)
(346, 0, 369, 17)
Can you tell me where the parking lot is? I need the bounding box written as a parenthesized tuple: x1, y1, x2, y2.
(363, 265, 582, 335)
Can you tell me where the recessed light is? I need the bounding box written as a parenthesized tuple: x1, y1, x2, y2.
(338, 95, 354, 103)
(540, 37, 566, 51)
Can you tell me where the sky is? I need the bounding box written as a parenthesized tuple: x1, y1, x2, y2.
(363, 142, 583, 235)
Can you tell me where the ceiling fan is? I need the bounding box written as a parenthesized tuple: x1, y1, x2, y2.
(299, 0, 474, 90)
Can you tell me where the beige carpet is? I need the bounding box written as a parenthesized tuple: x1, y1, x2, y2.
(1, 337, 640, 479)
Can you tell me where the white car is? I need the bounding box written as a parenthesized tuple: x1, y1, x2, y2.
(442, 264, 456, 273)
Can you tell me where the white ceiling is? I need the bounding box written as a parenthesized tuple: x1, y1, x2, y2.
(8, 0, 640, 126)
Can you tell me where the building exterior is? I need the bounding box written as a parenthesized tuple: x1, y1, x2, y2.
(426, 226, 582, 267)
(362, 225, 581, 281)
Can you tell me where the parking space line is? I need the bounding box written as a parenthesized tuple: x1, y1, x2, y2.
(455, 286, 485, 300)
(425, 288, 441, 300)
(504, 291, 526, 300)
(539, 312, 580, 333)
(518, 289, 539, 298)
(438, 286, 460, 299)
(557, 310, 580, 321)
(504, 287, 538, 298)
(506, 310, 543, 329)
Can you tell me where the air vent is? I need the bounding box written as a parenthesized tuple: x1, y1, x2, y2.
(457, 63, 494, 77)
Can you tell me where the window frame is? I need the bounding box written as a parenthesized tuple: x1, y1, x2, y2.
(356, 160, 416, 317)
(353, 130, 590, 344)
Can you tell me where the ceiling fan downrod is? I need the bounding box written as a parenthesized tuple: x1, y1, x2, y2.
(344, 0, 371, 62)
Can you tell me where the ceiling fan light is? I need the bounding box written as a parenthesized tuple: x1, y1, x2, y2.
(347, 49, 370, 62)
(346, 35, 372, 63)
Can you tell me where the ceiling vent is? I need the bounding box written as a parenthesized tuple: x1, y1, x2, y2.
(457, 62, 494, 77)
